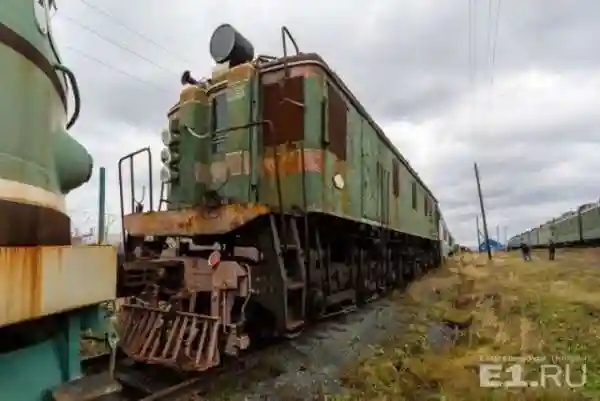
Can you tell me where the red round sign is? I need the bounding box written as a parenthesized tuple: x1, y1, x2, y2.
(208, 250, 221, 268)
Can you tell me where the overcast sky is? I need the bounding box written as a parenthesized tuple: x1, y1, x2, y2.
(47, 0, 600, 245)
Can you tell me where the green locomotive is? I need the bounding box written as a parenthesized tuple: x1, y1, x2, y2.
(117, 24, 444, 373)
(0, 1, 118, 400)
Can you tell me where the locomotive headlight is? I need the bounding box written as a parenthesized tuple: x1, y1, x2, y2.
(161, 128, 180, 146)
(160, 148, 172, 164)
(160, 166, 179, 183)
(160, 148, 180, 165)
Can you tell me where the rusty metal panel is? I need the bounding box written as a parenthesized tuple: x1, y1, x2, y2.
(123, 203, 270, 237)
(261, 76, 304, 146)
(0, 245, 117, 328)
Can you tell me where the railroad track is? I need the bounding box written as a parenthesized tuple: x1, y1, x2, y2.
(122, 351, 264, 401)
(72, 285, 415, 401)
(73, 346, 264, 401)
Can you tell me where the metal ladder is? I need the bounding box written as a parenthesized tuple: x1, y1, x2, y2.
(270, 214, 307, 337)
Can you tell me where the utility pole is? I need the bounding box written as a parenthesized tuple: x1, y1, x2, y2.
(474, 162, 492, 261)
(496, 225, 500, 243)
(476, 215, 481, 252)
(97, 167, 106, 244)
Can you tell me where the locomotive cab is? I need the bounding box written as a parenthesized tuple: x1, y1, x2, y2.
(160, 24, 262, 212)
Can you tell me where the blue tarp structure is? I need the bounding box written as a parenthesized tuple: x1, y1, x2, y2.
(478, 238, 505, 252)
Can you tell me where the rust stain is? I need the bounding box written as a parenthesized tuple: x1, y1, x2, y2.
(209, 161, 228, 182)
(0, 247, 43, 323)
(179, 85, 208, 105)
(225, 151, 250, 176)
(227, 62, 255, 83)
(123, 203, 270, 237)
(260, 64, 323, 85)
(195, 149, 322, 183)
(261, 76, 305, 146)
(263, 148, 323, 177)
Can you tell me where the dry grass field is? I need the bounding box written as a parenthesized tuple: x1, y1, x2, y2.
(334, 248, 600, 401)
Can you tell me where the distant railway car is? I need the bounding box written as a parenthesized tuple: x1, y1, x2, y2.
(580, 203, 600, 244)
(508, 200, 600, 250)
(536, 222, 553, 247)
(116, 24, 447, 375)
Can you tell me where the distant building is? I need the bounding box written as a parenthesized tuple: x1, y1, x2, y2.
(478, 238, 505, 252)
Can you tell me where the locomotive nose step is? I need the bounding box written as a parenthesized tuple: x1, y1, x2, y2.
(52, 372, 122, 401)
(118, 304, 223, 373)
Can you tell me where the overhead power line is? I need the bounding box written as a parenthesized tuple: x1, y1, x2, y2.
(62, 44, 172, 94)
(489, 0, 502, 85)
(57, 13, 181, 76)
(76, 0, 196, 66)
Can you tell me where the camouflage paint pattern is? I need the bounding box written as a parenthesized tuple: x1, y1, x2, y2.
(157, 56, 439, 240)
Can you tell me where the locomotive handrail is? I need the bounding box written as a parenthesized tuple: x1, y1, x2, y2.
(279, 26, 301, 96)
(118, 147, 154, 247)
(53, 64, 81, 129)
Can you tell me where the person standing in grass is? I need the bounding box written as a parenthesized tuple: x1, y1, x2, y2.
(520, 242, 532, 261)
(548, 239, 556, 261)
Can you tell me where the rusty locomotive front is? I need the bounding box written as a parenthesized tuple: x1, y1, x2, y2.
(116, 24, 443, 374)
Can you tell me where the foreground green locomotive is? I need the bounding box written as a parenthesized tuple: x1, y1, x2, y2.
(0, 1, 118, 400)
(118, 24, 442, 373)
